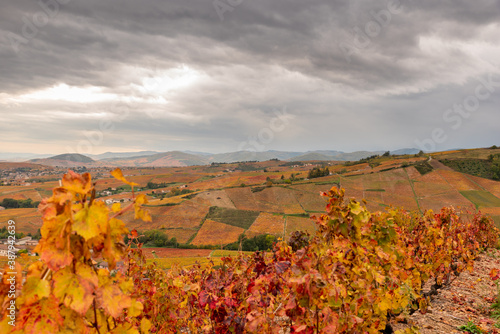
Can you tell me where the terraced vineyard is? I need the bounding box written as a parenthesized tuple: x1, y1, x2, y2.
(2, 148, 500, 245)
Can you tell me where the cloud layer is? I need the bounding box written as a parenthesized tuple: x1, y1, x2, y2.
(1, 0, 499, 154)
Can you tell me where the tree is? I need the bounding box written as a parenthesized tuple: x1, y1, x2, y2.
(383, 151, 390, 157)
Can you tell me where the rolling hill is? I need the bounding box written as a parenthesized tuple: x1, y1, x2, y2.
(101, 151, 209, 167)
(4, 147, 499, 247)
(29, 153, 95, 167)
(89, 151, 159, 160)
(12, 148, 428, 167)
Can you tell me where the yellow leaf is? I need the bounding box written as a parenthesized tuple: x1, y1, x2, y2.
(110, 323, 139, 334)
(52, 263, 98, 315)
(96, 270, 132, 318)
(140, 318, 152, 334)
(128, 299, 143, 317)
(173, 277, 184, 288)
(134, 195, 152, 222)
(379, 298, 391, 312)
(18, 276, 50, 306)
(73, 201, 109, 241)
(111, 168, 138, 187)
(111, 202, 121, 213)
(109, 218, 129, 238)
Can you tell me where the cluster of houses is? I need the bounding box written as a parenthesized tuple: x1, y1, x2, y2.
(104, 198, 132, 205)
(0, 236, 39, 257)
(0, 167, 59, 186)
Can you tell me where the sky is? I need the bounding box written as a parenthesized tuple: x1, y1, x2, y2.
(0, 0, 499, 155)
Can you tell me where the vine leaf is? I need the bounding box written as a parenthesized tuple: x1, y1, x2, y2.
(96, 270, 132, 318)
(17, 277, 50, 307)
(52, 263, 98, 315)
(73, 201, 108, 241)
(111, 168, 138, 187)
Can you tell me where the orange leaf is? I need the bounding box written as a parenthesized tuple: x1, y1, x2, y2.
(490, 268, 500, 281)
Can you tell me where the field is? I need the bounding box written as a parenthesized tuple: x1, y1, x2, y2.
(157, 229, 197, 244)
(418, 191, 474, 212)
(0, 208, 42, 235)
(195, 190, 237, 209)
(210, 250, 253, 257)
(141, 248, 212, 259)
(154, 200, 210, 229)
(225, 187, 260, 211)
(492, 216, 500, 229)
(290, 184, 330, 212)
(285, 216, 317, 239)
(191, 219, 245, 246)
(267, 187, 306, 215)
(459, 190, 500, 209)
(432, 147, 498, 160)
(205, 207, 260, 229)
(146, 256, 220, 270)
(412, 171, 451, 198)
(1, 152, 500, 248)
(437, 170, 482, 191)
(146, 249, 256, 270)
(246, 212, 285, 238)
(467, 175, 500, 198)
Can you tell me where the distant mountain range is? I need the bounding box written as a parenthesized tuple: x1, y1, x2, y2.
(89, 151, 160, 160)
(2, 148, 423, 167)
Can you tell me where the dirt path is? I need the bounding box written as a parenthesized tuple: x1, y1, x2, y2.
(393, 248, 500, 333)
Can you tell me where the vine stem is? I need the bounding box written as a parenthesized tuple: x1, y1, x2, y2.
(93, 299, 100, 334)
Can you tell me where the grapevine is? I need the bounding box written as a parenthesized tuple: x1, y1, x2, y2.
(1, 172, 498, 333)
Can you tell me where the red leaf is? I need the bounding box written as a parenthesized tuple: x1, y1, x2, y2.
(275, 261, 291, 274)
(199, 290, 209, 307)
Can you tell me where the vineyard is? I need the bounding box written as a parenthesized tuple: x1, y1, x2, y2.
(1, 169, 499, 333)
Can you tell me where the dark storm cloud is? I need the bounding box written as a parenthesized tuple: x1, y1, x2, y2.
(0, 0, 499, 154)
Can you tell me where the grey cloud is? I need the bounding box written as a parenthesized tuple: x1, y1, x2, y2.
(0, 0, 499, 154)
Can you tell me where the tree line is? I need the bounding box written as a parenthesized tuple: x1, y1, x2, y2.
(0, 198, 40, 209)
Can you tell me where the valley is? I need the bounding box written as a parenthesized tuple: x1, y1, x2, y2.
(1, 147, 500, 252)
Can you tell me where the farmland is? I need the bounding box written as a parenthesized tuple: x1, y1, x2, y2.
(246, 212, 285, 238)
(285, 216, 317, 238)
(459, 190, 500, 209)
(191, 219, 245, 246)
(1, 149, 500, 251)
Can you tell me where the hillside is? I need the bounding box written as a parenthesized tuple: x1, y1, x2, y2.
(207, 150, 303, 163)
(433, 147, 500, 181)
(288, 152, 336, 161)
(3, 149, 499, 248)
(89, 151, 159, 160)
(8, 169, 497, 334)
(7, 148, 429, 166)
(100, 151, 209, 167)
(49, 153, 94, 163)
(29, 153, 95, 167)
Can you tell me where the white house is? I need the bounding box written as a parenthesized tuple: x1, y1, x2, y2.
(0, 244, 19, 257)
(16, 237, 33, 245)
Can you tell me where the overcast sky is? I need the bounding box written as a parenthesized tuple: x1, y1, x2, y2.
(0, 0, 499, 155)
